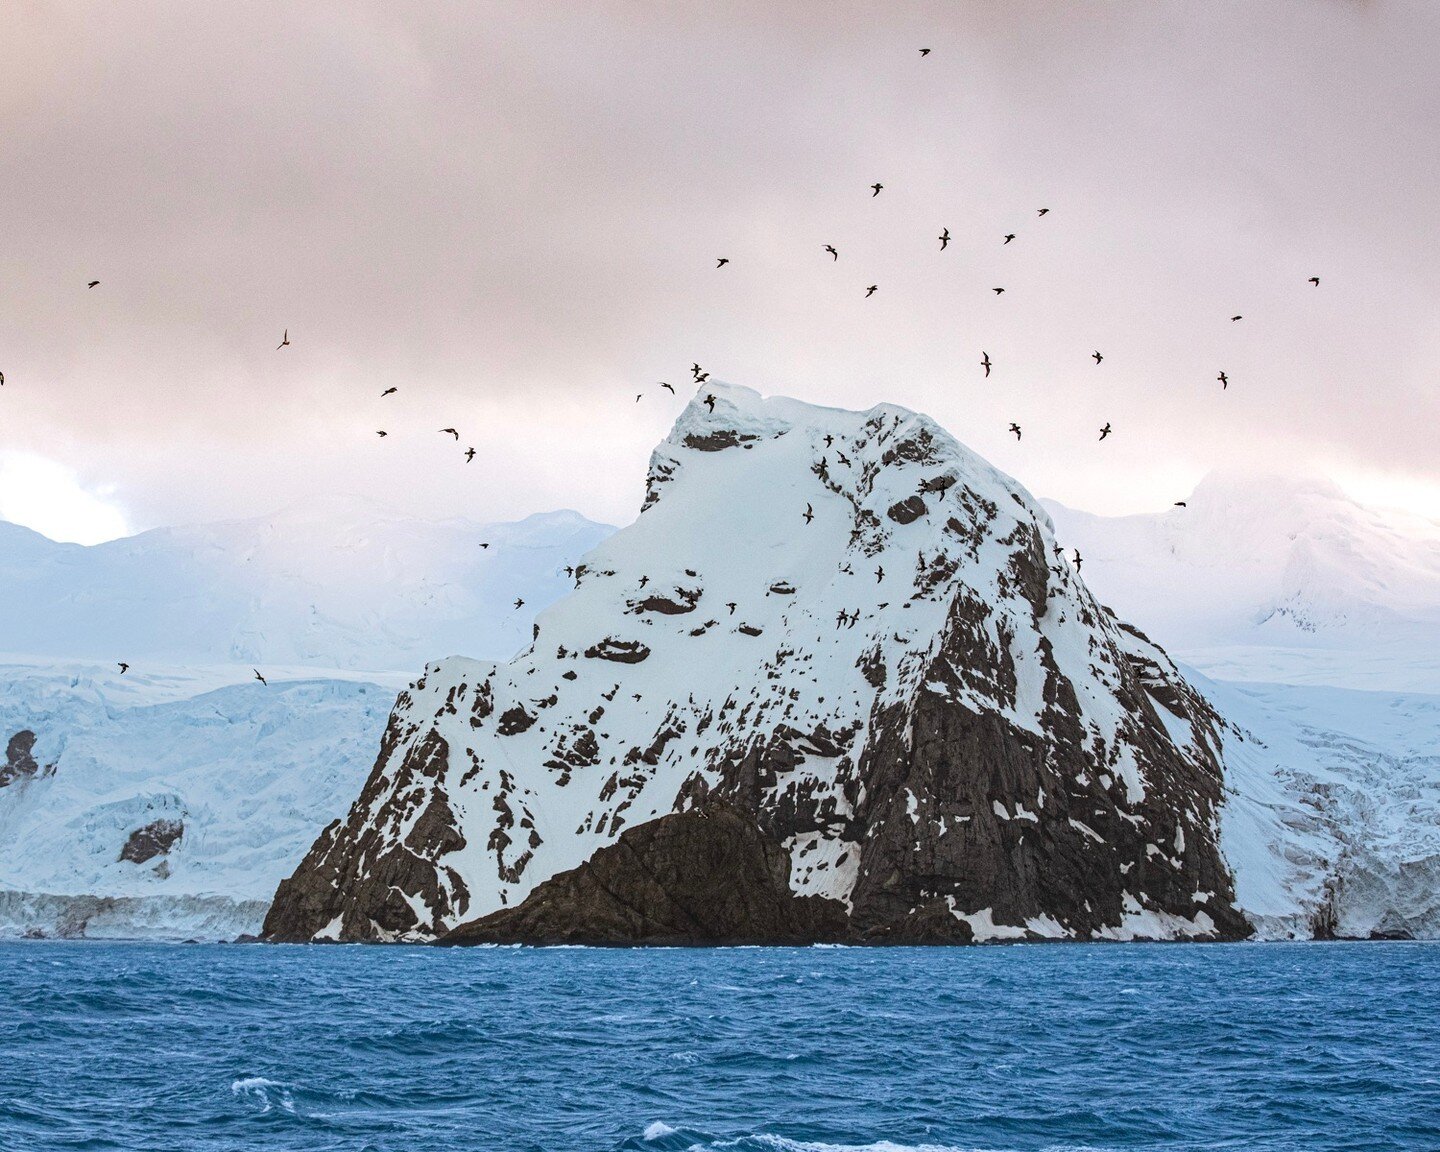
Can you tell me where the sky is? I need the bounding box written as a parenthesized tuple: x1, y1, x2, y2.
(2, 0, 1438, 543)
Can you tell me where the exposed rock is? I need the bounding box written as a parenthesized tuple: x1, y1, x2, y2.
(120, 819, 184, 864)
(1, 730, 50, 788)
(886, 495, 928, 524)
(584, 638, 651, 664)
(441, 802, 848, 945)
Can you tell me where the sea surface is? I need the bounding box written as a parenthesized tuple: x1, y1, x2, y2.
(1, 941, 1436, 1151)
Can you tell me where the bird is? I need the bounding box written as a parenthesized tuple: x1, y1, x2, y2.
(380, 387, 397, 397)
(825, 244, 838, 261)
(1174, 501, 1187, 508)
(1037, 208, 1050, 216)
(870, 183, 883, 196)
(1231, 315, 1243, 322)
(117, 662, 129, 674)
(479, 542, 490, 549)
(1093, 350, 1104, 364)
(704, 393, 716, 413)
(695, 371, 709, 383)
(1008, 422, 1022, 440)
(823, 434, 834, 447)
(87, 280, 99, 289)
(875, 566, 885, 583)
(1217, 371, 1228, 390)
(254, 669, 267, 686)
(836, 451, 851, 466)
(638, 575, 650, 588)
(981, 352, 992, 377)
(1309, 276, 1321, 287)
(376, 430, 387, 438)
(440, 428, 459, 440)
(726, 602, 737, 615)
(465, 447, 476, 463)
(277, 329, 290, 349)
(661, 382, 675, 394)
(0, 371, 4, 385)
(1072, 550, 1083, 571)
(939, 228, 950, 250)
(865, 284, 877, 297)
(692, 362, 702, 377)
(1098, 422, 1112, 441)
(993, 287, 1005, 295)
(635, 394, 642, 403)
(514, 598, 525, 610)
(1004, 233, 1015, 244)
(716, 258, 729, 268)
(803, 503, 814, 525)
(919, 48, 931, 56)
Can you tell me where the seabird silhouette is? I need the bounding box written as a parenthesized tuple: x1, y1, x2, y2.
(981, 352, 992, 377)
(803, 503, 814, 525)
(825, 244, 838, 260)
(254, 669, 267, 686)
(1008, 422, 1021, 440)
(1217, 371, 1228, 390)
(380, 387, 397, 396)
(939, 228, 950, 250)
(716, 258, 729, 268)
(277, 329, 290, 349)
(117, 662, 129, 674)
(440, 427, 459, 440)
(865, 284, 877, 297)
(1098, 422, 1112, 441)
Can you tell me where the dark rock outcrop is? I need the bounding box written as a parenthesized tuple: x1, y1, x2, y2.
(120, 818, 184, 864)
(441, 802, 848, 946)
(1, 730, 51, 788)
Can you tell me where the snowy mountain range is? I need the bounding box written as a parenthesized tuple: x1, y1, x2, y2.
(2, 391, 1437, 942)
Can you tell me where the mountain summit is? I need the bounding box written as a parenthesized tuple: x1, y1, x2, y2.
(266, 384, 1249, 944)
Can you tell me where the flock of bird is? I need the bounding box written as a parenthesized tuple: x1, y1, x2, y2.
(1, 46, 1330, 682)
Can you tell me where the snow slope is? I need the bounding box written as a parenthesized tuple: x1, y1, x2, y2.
(0, 505, 614, 940)
(1043, 473, 1440, 692)
(0, 500, 614, 672)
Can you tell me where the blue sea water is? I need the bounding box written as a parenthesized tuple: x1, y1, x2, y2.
(1, 941, 1436, 1152)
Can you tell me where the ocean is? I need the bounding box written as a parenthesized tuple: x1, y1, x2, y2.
(2, 940, 1436, 1151)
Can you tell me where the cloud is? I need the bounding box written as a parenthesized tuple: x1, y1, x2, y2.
(0, 1, 1436, 529)
(0, 453, 130, 544)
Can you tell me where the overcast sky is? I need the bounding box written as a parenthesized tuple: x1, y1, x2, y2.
(2, 0, 1437, 542)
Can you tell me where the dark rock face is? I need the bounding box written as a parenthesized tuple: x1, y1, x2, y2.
(442, 802, 848, 946)
(886, 495, 928, 524)
(264, 721, 472, 942)
(1, 730, 51, 788)
(120, 818, 184, 864)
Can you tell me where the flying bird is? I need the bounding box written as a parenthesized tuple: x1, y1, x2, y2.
(919, 48, 931, 56)
(1003, 234, 1015, 244)
(661, 382, 675, 394)
(1231, 315, 1243, 322)
(1037, 208, 1050, 216)
(277, 329, 290, 349)
(981, 352, 992, 378)
(1093, 350, 1104, 364)
(1217, 371, 1228, 390)
(993, 287, 1005, 295)
(1098, 422, 1112, 441)
(875, 566, 885, 583)
(1309, 277, 1320, 286)
(440, 427, 459, 439)
(1008, 422, 1022, 440)
(0, 371, 4, 385)
(726, 602, 737, 615)
(704, 393, 716, 413)
(803, 503, 814, 525)
(695, 371, 709, 383)
(254, 669, 267, 686)
(870, 182, 883, 196)
(716, 258, 729, 268)
(479, 542, 490, 549)
(636, 394, 643, 403)
(376, 430, 387, 438)
(514, 598, 525, 610)
(825, 244, 839, 260)
(465, 447, 476, 463)
(836, 451, 851, 466)
(1174, 501, 1187, 508)
(87, 280, 99, 289)
(823, 434, 834, 447)
(117, 663, 129, 674)
(1072, 550, 1083, 572)
(381, 387, 397, 397)
(939, 228, 950, 250)
(865, 284, 877, 297)
(692, 363, 702, 377)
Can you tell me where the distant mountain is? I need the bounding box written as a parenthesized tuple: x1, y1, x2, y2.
(0, 499, 616, 671)
(1043, 474, 1440, 674)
